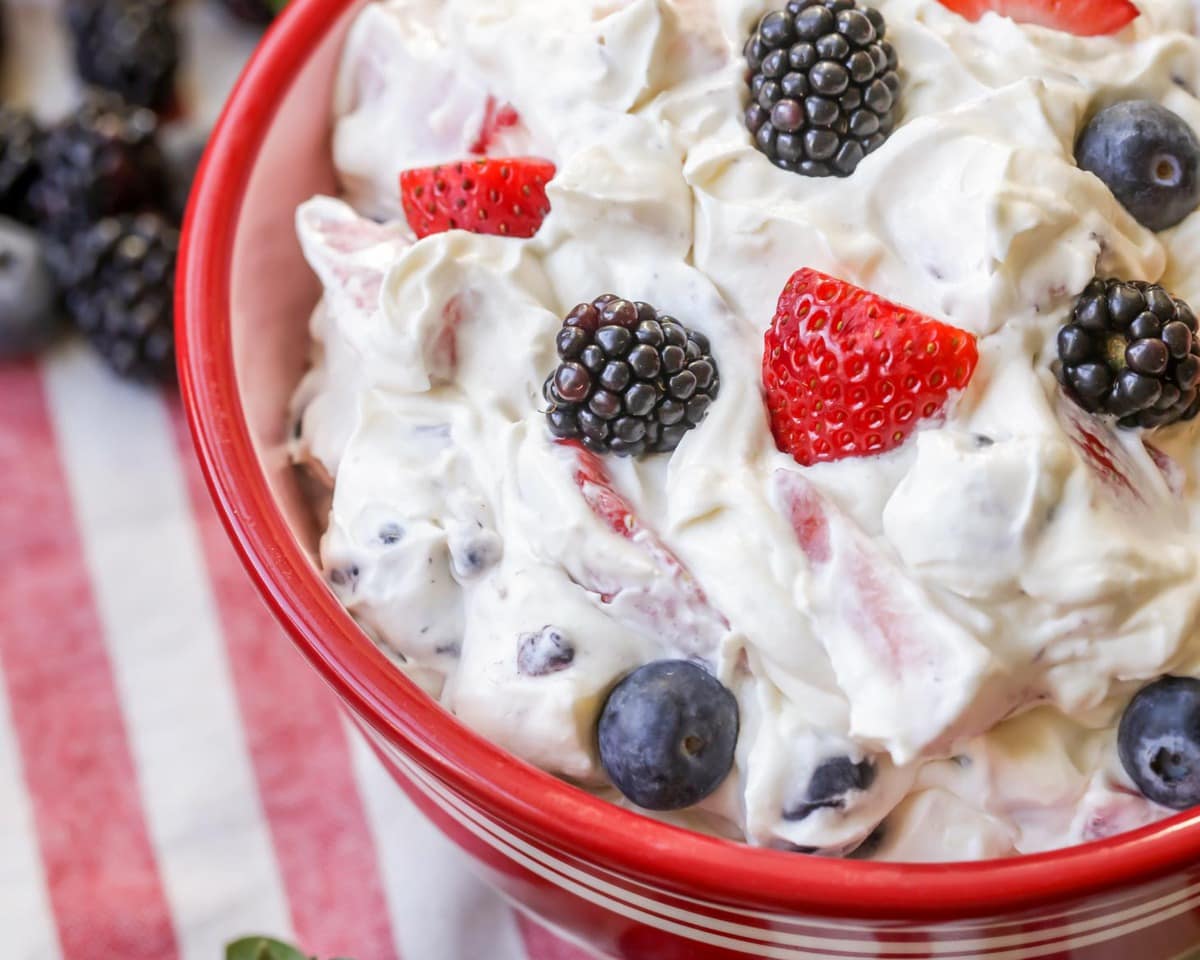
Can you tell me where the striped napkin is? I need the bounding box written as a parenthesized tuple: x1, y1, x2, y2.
(1, 350, 603, 960)
(1, 2, 598, 957)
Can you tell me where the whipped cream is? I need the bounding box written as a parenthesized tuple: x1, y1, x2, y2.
(291, 0, 1200, 859)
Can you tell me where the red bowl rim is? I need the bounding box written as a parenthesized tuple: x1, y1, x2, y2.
(177, 0, 1200, 921)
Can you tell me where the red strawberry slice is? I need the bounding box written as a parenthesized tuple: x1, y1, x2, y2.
(469, 97, 522, 155)
(763, 269, 979, 467)
(935, 0, 1137, 35)
(561, 441, 729, 656)
(399, 157, 555, 241)
(773, 469, 1001, 760)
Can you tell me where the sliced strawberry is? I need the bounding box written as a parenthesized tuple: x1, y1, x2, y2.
(561, 441, 728, 656)
(935, 0, 1137, 35)
(469, 97, 522, 155)
(399, 157, 555, 241)
(1054, 392, 1183, 513)
(763, 269, 978, 467)
(774, 470, 1001, 761)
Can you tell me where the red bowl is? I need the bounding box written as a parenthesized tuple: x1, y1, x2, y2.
(177, 2, 1200, 956)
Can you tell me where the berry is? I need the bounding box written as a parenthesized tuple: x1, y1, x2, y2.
(66, 0, 180, 111)
(763, 268, 979, 466)
(517, 627, 575, 677)
(160, 124, 208, 224)
(544, 296, 719, 457)
(0, 107, 42, 225)
(1076, 102, 1200, 233)
(743, 1, 901, 178)
(783, 755, 877, 821)
(934, 0, 1137, 34)
(597, 660, 739, 811)
(30, 90, 168, 242)
(1057, 278, 1200, 429)
(219, 0, 281, 24)
(1118, 676, 1200, 810)
(62, 212, 178, 382)
(0, 218, 61, 359)
(399, 157, 555, 240)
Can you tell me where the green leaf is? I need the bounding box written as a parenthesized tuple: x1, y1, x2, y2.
(226, 937, 311, 960)
(266, 0, 290, 14)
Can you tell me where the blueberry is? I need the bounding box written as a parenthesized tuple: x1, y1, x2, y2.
(517, 626, 575, 677)
(0, 217, 59, 359)
(1118, 676, 1200, 809)
(783, 755, 876, 821)
(597, 660, 738, 811)
(1076, 101, 1200, 232)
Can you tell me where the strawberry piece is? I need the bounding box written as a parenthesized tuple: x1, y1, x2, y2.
(399, 157, 555, 241)
(935, 0, 1137, 35)
(561, 441, 729, 656)
(763, 269, 979, 466)
(774, 470, 1001, 761)
(469, 97, 522, 155)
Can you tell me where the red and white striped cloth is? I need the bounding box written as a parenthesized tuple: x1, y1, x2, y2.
(0, 348, 599, 960)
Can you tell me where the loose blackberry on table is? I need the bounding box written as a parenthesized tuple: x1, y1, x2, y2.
(30, 90, 168, 243)
(1056, 278, 1200, 429)
(66, 0, 180, 112)
(0, 107, 42, 225)
(62, 212, 178, 383)
(219, 0, 282, 24)
(744, 0, 901, 177)
(543, 295, 719, 457)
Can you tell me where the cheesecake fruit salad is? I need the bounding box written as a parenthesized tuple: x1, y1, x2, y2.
(290, 0, 1200, 861)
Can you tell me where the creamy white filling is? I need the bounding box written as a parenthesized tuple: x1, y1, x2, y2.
(291, 0, 1200, 859)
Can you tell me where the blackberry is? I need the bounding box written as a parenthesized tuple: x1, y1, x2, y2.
(1057, 278, 1200, 429)
(30, 90, 168, 242)
(743, 0, 901, 177)
(543, 295, 720, 457)
(63, 212, 178, 382)
(220, 0, 279, 24)
(0, 107, 42, 225)
(66, 0, 180, 111)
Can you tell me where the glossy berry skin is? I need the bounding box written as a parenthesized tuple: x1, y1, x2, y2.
(744, 0, 900, 177)
(545, 295, 719, 457)
(0, 218, 60, 359)
(1076, 102, 1200, 232)
(763, 268, 979, 466)
(1056, 278, 1200, 429)
(934, 0, 1137, 33)
(1118, 677, 1200, 810)
(399, 157, 555, 240)
(597, 660, 739, 811)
